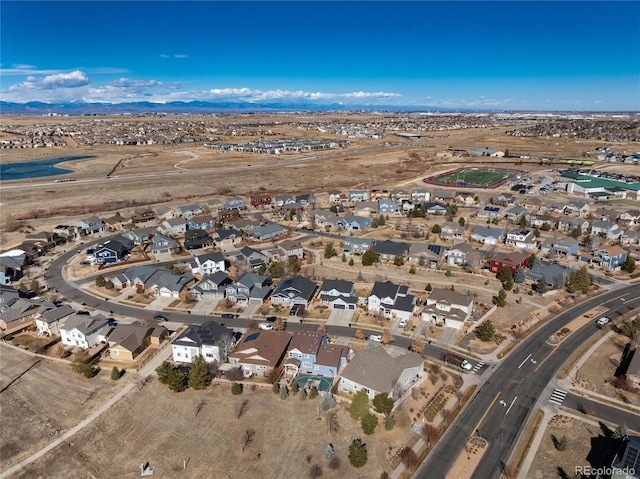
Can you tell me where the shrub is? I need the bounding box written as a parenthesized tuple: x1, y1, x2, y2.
(231, 382, 243, 395)
(348, 439, 368, 468)
(361, 413, 378, 435)
(110, 366, 121, 380)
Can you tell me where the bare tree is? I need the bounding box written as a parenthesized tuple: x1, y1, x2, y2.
(273, 317, 286, 331)
(401, 449, 418, 471)
(194, 399, 206, 418)
(236, 399, 250, 420)
(421, 424, 440, 447)
(441, 408, 451, 425)
(215, 334, 236, 363)
(242, 428, 256, 452)
(326, 410, 339, 434)
(381, 328, 394, 345)
(410, 337, 426, 353)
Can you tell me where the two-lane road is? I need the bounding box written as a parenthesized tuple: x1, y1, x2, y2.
(417, 284, 640, 479)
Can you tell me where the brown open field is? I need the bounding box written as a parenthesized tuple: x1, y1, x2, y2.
(10, 377, 410, 479)
(526, 414, 613, 479)
(0, 345, 126, 471)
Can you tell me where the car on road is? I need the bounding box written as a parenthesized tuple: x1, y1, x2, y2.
(460, 360, 473, 371)
(369, 335, 382, 342)
(266, 316, 277, 322)
(258, 322, 273, 330)
(153, 314, 169, 322)
(596, 317, 611, 328)
(107, 319, 118, 327)
(221, 313, 235, 319)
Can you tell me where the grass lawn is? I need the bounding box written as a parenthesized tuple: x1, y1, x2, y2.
(428, 168, 517, 187)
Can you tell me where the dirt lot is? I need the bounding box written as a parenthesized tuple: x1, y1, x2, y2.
(11, 379, 413, 479)
(577, 333, 640, 404)
(526, 414, 616, 479)
(0, 345, 125, 472)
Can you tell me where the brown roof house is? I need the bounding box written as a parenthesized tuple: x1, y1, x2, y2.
(228, 330, 291, 378)
(421, 288, 474, 330)
(108, 321, 168, 361)
(282, 330, 350, 380)
(338, 345, 423, 400)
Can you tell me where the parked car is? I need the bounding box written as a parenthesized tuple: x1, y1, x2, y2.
(369, 335, 382, 342)
(107, 319, 117, 327)
(221, 313, 235, 319)
(258, 322, 273, 330)
(596, 317, 610, 328)
(266, 316, 277, 322)
(153, 314, 168, 322)
(398, 318, 407, 329)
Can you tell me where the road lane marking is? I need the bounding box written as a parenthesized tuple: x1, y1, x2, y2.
(534, 349, 555, 373)
(506, 396, 518, 415)
(473, 391, 501, 435)
(518, 354, 532, 369)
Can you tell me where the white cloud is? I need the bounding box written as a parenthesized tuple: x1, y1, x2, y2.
(109, 78, 162, 88)
(174, 54, 188, 59)
(10, 70, 90, 91)
(427, 96, 523, 108)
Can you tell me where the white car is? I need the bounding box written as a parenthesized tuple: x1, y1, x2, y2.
(398, 319, 407, 329)
(258, 322, 273, 330)
(460, 360, 474, 371)
(369, 335, 382, 342)
(596, 317, 610, 328)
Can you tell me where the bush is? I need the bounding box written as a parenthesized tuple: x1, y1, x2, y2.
(110, 366, 121, 380)
(231, 382, 243, 395)
(95, 275, 106, 287)
(348, 439, 368, 468)
(384, 414, 396, 431)
(476, 320, 496, 342)
(272, 382, 280, 394)
(308, 386, 318, 399)
(361, 413, 378, 435)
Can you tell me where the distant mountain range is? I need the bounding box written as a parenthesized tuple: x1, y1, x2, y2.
(0, 100, 452, 115)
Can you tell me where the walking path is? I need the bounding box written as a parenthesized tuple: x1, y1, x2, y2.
(0, 343, 172, 479)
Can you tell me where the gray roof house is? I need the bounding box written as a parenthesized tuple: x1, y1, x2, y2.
(172, 321, 235, 364)
(343, 237, 375, 256)
(270, 276, 318, 307)
(191, 271, 232, 301)
(319, 279, 358, 310)
(421, 289, 473, 330)
(372, 240, 410, 262)
(339, 346, 424, 400)
(368, 281, 416, 321)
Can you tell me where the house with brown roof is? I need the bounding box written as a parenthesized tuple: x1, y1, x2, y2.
(421, 288, 474, 330)
(228, 330, 291, 378)
(338, 345, 423, 400)
(108, 321, 167, 361)
(283, 330, 328, 378)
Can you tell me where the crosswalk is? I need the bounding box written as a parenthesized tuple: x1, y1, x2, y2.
(549, 388, 567, 405)
(470, 362, 484, 374)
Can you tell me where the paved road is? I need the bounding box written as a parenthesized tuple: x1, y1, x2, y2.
(416, 284, 640, 479)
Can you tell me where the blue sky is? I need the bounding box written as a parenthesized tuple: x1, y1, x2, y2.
(1, 1, 638, 111)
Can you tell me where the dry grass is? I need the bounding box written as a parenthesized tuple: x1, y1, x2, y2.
(0, 346, 125, 472)
(10, 379, 412, 479)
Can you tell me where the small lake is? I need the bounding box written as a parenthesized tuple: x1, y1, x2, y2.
(0, 155, 96, 181)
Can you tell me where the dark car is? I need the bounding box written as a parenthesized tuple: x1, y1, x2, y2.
(153, 314, 169, 321)
(221, 313, 235, 319)
(266, 316, 277, 322)
(107, 319, 117, 327)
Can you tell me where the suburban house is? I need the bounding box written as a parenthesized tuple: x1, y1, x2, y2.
(339, 346, 423, 400)
(130, 208, 156, 224)
(121, 227, 155, 245)
(155, 206, 174, 220)
(425, 202, 448, 216)
(270, 276, 317, 308)
(110, 264, 160, 290)
(283, 330, 329, 377)
(0, 297, 47, 333)
(228, 330, 292, 378)
(295, 193, 315, 207)
(476, 205, 505, 219)
(152, 273, 196, 298)
(311, 210, 340, 229)
(433, 191, 455, 203)
(372, 240, 410, 262)
(620, 230, 640, 247)
(234, 246, 270, 269)
(175, 204, 203, 218)
(318, 279, 358, 310)
(529, 214, 556, 229)
(227, 217, 261, 232)
(217, 208, 241, 224)
(76, 216, 107, 235)
(188, 214, 216, 231)
(250, 223, 288, 241)
(411, 189, 431, 203)
(191, 271, 232, 301)
(160, 218, 187, 237)
(496, 193, 518, 207)
(506, 206, 530, 223)
(92, 239, 129, 264)
(591, 220, 623, 240)
(315, 343, 351, 378)
(610, 435, 640, 479)
(505, 229, 538, 252)
(490, 252, 529, 274)
(564, 201, 590, 217)
(440, 221, 465, 241)
(455, 191, 477, 207)
(35, 303, 74, 336)
(421, 288, 474, 330)
(278, 240, 304, 259)
(213, 228, 243, 250)
(618, 210, 640, 227)
(225, 197, 246, 210)
(204, 199, 224, 214)
(184, 229, 214, 250)
(190, 251, 226, 276)
(447, 243, 473, 266)
(525, 261, 571, 290)
(0, 255, 23, 284)
(150, 234, 179, 255)
(273, 194, 295, 207)
(580, 246, 628, 270)
(225, 272, 271, 305)
(470, 227, 504, 245)
(172, 321, 235, 364)
(541, 236, 579, 257)
(378, 199, 401, 215)
(108, 321, 167, 361)
(251, 195, 272, 208)
(349, 190, 369, 202)
(407, 243, 445, 269)
(557, 216, 590, 235)
(60, 314, 111, 349)
(353, 201, 378, 217)
(368, 281, 416, 320)
(336, 214, 372, 231)
(343, 237, 375, 256)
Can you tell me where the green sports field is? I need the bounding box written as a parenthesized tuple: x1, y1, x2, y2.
(428, 168, 518, 188)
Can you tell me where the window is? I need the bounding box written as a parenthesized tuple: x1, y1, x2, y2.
(205, 353, 213, 358)
(303, 362, 312, 369)
(304, 354, 309, 359)
(112, 350, 119, 355)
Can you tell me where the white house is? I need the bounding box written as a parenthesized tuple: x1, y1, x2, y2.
(421, 289, 474, 330)
(60, 314, 111, 349)
(171, 321, 235, 364)
(505, 229, 538, 252)
(368, 281, 416, 321)
(190, 252, 226, 276)
(35, 304, 74, 336)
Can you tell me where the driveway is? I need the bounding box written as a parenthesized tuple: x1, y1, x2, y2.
(326, 308, 354, 327)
